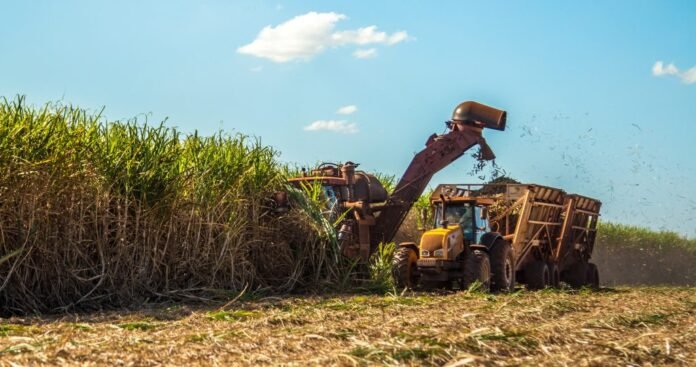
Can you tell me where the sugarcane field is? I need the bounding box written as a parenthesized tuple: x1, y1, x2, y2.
(1, 2, 695, 366)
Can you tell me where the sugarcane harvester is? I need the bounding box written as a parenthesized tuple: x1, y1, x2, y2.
(288, 101, 506, 262)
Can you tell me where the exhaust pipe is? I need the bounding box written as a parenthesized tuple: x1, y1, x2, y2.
(451, 101, 507, 131)
(341, 161, 357, 201)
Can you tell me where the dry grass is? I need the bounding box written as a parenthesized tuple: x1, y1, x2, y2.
(0, 287, 693, 366)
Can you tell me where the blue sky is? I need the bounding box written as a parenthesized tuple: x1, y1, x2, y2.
(1, 0, 695, 236)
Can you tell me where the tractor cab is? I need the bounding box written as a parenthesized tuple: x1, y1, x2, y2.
(432, 199, 491, 243)
(418, 195, 494, 262)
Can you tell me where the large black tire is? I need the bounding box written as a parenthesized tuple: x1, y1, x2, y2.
(420, 281, 446, 290)
(489, 240, 515, 292)
(563, 261, 588, 289)
(548, 262, 561, 288)
(586, 262, 599, 289)
(525, 261, 550, 290)
(462, 250, 491, 292)
(392, 247, 419, 289)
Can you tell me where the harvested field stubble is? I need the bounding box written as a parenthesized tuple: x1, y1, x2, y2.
(0, 287, 694, 366)
(0, 97, 344, 314)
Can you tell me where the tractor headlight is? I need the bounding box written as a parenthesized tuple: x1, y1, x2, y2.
(433, 249, 445, 258)
(421, 250, 430, 257)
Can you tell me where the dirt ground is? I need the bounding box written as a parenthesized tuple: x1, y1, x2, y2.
(1, 287, 694, 366)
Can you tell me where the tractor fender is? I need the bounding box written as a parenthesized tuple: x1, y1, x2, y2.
(397, 242, 419, 256)
(479, 232, 504, 250)
(469, 244, 488, 252)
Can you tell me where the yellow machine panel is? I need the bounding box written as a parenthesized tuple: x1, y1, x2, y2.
(419, 225, 464, 260)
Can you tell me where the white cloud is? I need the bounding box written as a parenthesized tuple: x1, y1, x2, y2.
(652, 61, 696, 84)
(652, 61, 679, 76)
(238, 12, 344, 63)
(336, 105, 358, 115)
(332, 27, 408, 46)
(353, 48, 377, 59)
(237, 11, 408, 62)
(304, 120, 358, 134)
(682, 66, 696, 84)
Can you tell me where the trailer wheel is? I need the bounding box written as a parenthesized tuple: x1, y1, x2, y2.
(548, 263, 561, 288)
(420, 279, 451, 291)
(392, 247, 419, 289)
(525, 261, 550, 290)
(563, 261, 587, 289)
(489, 240, 515, 292)
(462, 250, 491, 292)
(586, 262, 599, 289)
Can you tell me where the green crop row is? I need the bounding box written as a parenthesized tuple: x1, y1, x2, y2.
(0, 96, 346, 314)
(596, 222, 696, 253)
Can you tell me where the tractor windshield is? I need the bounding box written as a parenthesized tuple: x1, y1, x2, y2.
(434, 203, 475, 240)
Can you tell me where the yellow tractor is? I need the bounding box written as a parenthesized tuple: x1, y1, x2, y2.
(393, 190, 514, 292)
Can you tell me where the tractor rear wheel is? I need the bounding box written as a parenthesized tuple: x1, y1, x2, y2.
(421, 281, 449, 290)
(563, 261, 588, 289)
(548, 262, 561, 288)
(586, 262, 599, 289)
(462, 250, 491, 292)
(392, 247, 419, 289)
(489, 240, 515, 292)
(526, 261, 550, 290)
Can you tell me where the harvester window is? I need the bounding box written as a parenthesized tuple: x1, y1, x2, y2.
(321, 185, 339, 220)
(322, 185, 338, 206)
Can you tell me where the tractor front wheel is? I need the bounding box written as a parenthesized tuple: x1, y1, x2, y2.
(462, 250, 491, 292)
(392, 247, 419, 289)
